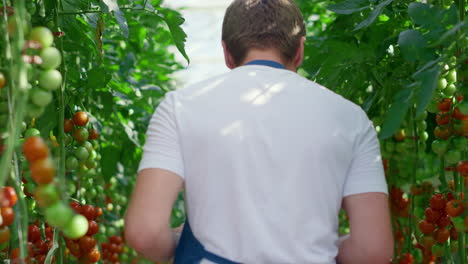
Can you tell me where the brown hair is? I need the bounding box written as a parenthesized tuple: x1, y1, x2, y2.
(222, 0, 306, 66)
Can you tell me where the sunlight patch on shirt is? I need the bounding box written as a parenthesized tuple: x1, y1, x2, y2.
(188, 77, 226, 99)
(241, 83, 285, 105)
(220, 120, 244, 140)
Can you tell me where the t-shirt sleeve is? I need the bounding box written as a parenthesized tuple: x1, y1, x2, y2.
(138, 92, 185, 179)
(342, 112, 388, 197)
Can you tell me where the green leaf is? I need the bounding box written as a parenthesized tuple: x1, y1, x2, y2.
(379, 88, 412, 139)
(354, 0, 393, 31)
(87, 67, 111, 90)
(328, 0, 370, 15)
(101, 0, 129, 38)
(101, 145, 120, 181)
(397, 29, 431, 62)
(428, 21, 467, 48)
(408, 3, 440, 29)
(415, 65, 441, 115)
(159, 9, 190, 63)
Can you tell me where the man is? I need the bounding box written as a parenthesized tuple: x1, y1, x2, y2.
(125, 0, 394, 263)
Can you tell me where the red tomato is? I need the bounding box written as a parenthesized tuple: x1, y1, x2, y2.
(30, 158, 55, 184)
(430, 193, 446, 210)
(70, 201, 82, 214)
(436, 111, 451, 126)
(434, 228, 450, 244)
(453, 108, 468, 120)
(457, 161, 468, 176)
(436, 215, 451, 228)
(28, 224, 41, 243)
(425, 207, 442, 223)
(437, 98, 452, 111)
(35, 239, 49, 255)
(22, 136, 49, 163)
(81, 204, 95, 220)
(109, 235, 123, 245)
(10, 247, 20, 259)
(45, 226, 53, 240)
(73, 111, 89, 127)
(64, 119, 74, 133)
(0, 226, 10, 243)
(1, 186, 18, 208)
(88, 129, 99, 140)
(450, 227, 459, 240)
(79, 236, 96, 253)
(86, 247, 101, 263)
(418, 219, 435, 235)
(446, 200, 464, 217)
(434, 126, 452, 140)
(86, 221, 99, 236)
(0, 207, 15, 227)
(94, 207, 103, 219)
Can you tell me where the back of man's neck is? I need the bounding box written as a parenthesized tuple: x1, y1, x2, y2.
(241, 49, 293, 70)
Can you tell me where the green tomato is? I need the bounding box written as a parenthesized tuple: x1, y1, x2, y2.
(31, 88, 53, 107)
(88, 150, 97, 161)
(443, 84, 457, 97)
(66, 156, 79, 171)
(415, 111, 428, 121)
(29, 27, 54, 48)
(82, 141, 93, 152)
(431, 140, 449, 155)
(25, 128, 40, 138)
(62, 214, 88, 239)
(417, 120, 427, 132)
(25, 181, 36, 195)
(65, 134, 73, 145)
(420, 131, 429, 141)
(85, 159, 97, 169)
(39, 70, 62, 91)
(445, 149, 461, 165)
(106, 226, 118, 237)
(40, 47, 61, 70)
(45, 202, 74, 229)
(447, 69, 457, 84)
(74, 147, 89, 161)
(437, 78, 448, 90)
(26, 103, 45, 118)
(34, 184, 59, 207)
(67, 182, 76, 195)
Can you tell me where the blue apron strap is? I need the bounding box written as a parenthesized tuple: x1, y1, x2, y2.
(245, 60, 286, 70)
(174, 220, 240, 264)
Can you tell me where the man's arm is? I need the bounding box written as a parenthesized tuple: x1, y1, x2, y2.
(124, 168, 183, 262)
(337, 192, 394, 264)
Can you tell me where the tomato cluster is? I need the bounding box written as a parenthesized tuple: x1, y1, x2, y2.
(415, 192, 465, 261)
(65, 202, 101, 263)
(0, 187, 17, 245)
(101, 235, 125, 263)
(9, 223, 55, 264)
(390, 187, 410, 218)
(65, 111, 101, 175)
(22, 26, 63, 119)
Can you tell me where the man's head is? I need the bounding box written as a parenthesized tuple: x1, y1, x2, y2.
(222, 0, 306, 70)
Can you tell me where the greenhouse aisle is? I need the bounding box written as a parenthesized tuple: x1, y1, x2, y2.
(168, 0, 231, 87)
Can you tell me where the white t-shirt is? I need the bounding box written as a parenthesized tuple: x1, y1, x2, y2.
(138, 65, 388, 264)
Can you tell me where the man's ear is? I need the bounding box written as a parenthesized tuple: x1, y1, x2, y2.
(292, 36, 306, 70)
(222, 41, 237, 69)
